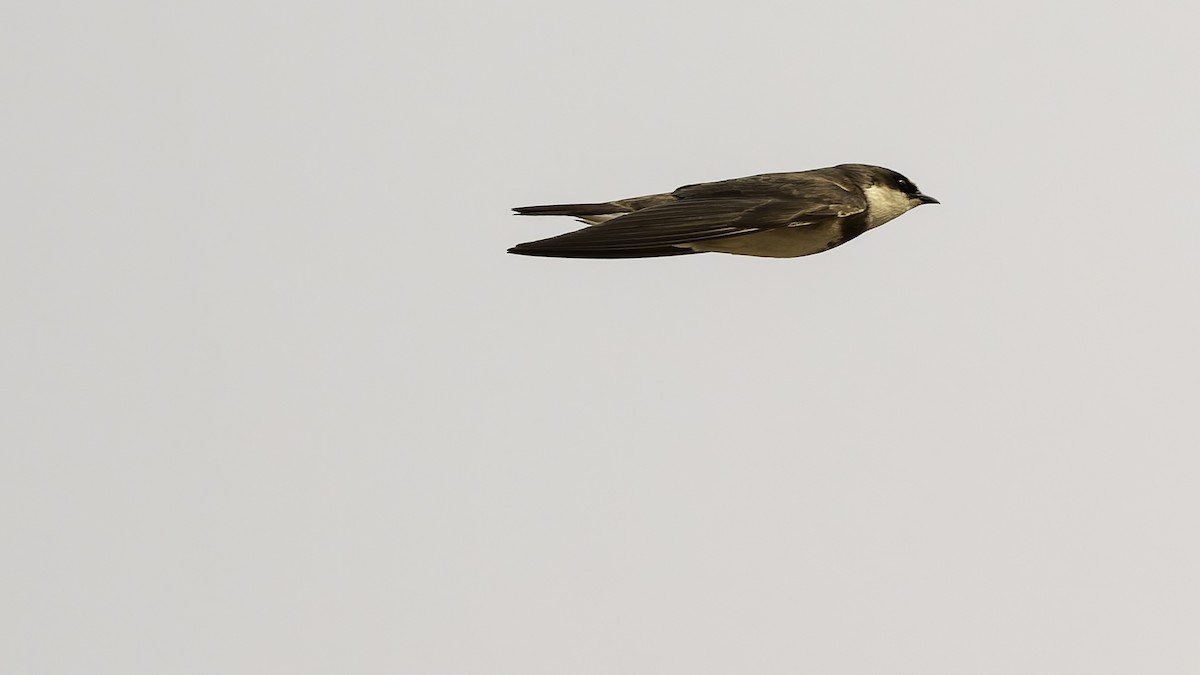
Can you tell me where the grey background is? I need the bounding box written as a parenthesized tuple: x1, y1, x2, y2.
(4, 1, 1198, 673)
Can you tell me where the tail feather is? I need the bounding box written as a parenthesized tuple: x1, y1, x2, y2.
(513, 202, 631, 217)
(509, 195, 697, 257)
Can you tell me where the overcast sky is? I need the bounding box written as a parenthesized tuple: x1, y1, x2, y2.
(5, 1, 1199, 673)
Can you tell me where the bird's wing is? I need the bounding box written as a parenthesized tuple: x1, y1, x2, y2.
(508, 177, 866, 257)
(671, 172, 863, 203)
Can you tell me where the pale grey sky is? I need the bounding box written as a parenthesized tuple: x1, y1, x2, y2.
(4, 1, 1198, 673)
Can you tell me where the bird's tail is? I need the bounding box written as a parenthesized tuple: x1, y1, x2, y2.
(512, 202, 631, 217)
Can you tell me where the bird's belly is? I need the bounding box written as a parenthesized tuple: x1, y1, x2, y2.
(682, 226, 842, 258)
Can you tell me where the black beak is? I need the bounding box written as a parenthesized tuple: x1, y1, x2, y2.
(916, 194, 940, 205)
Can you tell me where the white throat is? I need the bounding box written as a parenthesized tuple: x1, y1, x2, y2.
(862, 184, 916, 229)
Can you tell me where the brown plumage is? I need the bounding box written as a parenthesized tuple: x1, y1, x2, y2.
(509, 164, 938, 259)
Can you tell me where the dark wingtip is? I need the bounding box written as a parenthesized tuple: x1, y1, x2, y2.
(507, 244, 702, 259)
(507, 245, 559, 257)
(508, 243, 552, 256)
(508, 242, 567, 257)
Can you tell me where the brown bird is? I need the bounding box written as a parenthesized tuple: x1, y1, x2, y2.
(509, 164, 938, 259)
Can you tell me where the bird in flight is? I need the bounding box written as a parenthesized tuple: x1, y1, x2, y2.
(508, 164, 938, 259)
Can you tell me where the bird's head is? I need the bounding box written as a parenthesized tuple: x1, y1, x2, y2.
(839, 164, 939, 228)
